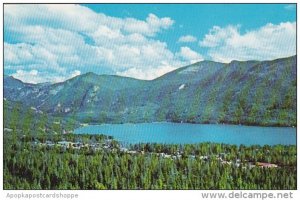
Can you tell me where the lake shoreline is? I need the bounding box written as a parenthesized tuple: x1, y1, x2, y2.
(78, 120, 296, 129)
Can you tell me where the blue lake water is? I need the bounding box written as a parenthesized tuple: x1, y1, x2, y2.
(74, 122, 296, 146)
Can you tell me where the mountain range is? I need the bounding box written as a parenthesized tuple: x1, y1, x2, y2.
(4, 55, 296, 127)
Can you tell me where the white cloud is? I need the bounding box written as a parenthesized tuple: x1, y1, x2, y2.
(92, 25, 123, 40)
(4, 4, 173, 37)
(199, 22, 296, 62)
(122, 13, 174, 36)
(12, 69, 81, 84)
(176, 47, 204, 64)
(199, 25, 240, 48)
(178, 35, 197, 43)
(4, 4, 182, 83)
(11, 70, 47, 84)
(116, 64, 176, 80)
(70, 70, 81, 78)
(4, 42, 61, 71)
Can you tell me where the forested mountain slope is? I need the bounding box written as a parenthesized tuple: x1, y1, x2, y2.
(4, 56, 296, 126)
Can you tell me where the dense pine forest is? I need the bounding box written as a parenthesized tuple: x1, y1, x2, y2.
(3, 101, 297, 190)
(3, 133, 297, 189)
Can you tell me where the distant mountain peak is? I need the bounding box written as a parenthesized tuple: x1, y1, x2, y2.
(82, 72, 98, 77)
(4, 75, 24, 83)
(197, 60, 221, 64)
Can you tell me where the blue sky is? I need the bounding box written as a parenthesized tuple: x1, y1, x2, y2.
(4, 4, 296, 83)
(84, 4, 296, 55)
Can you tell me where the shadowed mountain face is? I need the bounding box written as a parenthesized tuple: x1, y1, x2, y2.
(4, 56, 296, 126)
